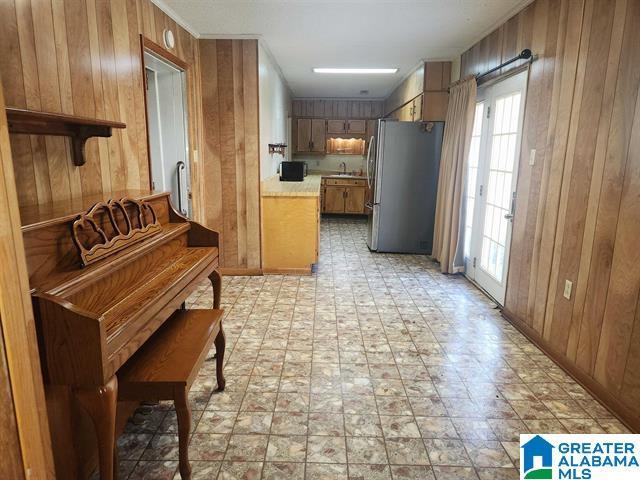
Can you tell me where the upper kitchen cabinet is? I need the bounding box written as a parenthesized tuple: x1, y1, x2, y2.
(293, 99, 384, 155)
(326, 119, 367, 135)
(346, 119, 366, 134)
(422, 62, 451, 121)
(327, 120, 347, 135)
(296, 118, 325, 153)
(293, 99, 384, 119)
(384, 61, 451, 122)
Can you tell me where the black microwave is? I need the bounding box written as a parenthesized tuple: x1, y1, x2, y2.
(279, 161, 307, 182)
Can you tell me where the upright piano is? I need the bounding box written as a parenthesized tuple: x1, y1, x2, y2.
(21, 190, 221, 479)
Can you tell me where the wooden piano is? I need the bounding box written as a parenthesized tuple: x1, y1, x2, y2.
(21, 190, 221, 479)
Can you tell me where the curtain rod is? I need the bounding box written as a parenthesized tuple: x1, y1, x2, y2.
(476, 49, 532, 82)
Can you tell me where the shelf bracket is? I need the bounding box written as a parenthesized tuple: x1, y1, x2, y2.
(6, 108, 126, 167)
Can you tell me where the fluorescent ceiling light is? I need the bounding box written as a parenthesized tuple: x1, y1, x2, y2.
(313, 68, 398, 74)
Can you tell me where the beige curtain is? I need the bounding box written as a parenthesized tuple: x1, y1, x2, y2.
(432, 76, 477, 273)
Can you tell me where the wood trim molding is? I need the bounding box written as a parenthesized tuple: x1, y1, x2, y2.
(0, 75, 55, 478)
(263, 268, 313, 276)
(502, 308, 639, 433)
(142, 36, 189, 71)
(219, 268, 263, 276)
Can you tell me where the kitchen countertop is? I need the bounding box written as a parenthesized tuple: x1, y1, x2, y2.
(261, 174, 322, 197)
(321, 174, 366, 179)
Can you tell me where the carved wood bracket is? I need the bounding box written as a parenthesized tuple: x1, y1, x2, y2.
(72, 198, 161, 267)
(6, 108, 126, 166)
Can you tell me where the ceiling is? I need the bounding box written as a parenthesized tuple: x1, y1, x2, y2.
(159, 0, 532, 98)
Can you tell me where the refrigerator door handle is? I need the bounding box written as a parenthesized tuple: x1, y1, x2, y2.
(366, 135, 374, 189)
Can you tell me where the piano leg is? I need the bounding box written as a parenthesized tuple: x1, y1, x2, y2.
(214, 326, 226, 391)
(175, 387, 192, 480)
(75, 376, 118, 480)
(210, 269, 222, 309)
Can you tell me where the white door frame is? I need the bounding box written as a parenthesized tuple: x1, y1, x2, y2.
(465, 70, 528, 305)
(143, 49, 191, 217)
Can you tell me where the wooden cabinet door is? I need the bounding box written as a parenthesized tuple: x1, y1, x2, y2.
(296, 118, 311, 152)
(413, 98, 423, 122)
(311, 119, 326, 153)
(344, 186, 366, 213)
(323, 186, 345, 213)
(346, 119, 366, 134)
(327, 119, 346, 134)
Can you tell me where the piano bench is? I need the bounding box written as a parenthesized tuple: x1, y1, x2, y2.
(117, 308, 225, 480)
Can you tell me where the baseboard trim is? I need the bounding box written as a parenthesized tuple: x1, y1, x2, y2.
(262, 267, 312, 275)
(219, 268, 263, 276)
(501, 308, 639, 433)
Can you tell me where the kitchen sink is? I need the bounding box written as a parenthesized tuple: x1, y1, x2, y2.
(324, 173, 365, 179)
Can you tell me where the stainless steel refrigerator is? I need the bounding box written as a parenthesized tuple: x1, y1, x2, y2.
(366, 119, 444, 254)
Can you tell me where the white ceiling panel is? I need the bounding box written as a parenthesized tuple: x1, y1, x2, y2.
(159, 0, 532, 97)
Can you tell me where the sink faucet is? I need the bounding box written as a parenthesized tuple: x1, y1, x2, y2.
(339, 161, 347, 175)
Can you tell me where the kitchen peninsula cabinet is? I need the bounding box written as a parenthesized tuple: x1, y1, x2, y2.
(261, 175, 321, 274)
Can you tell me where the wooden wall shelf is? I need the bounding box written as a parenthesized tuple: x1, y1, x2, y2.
(6, 108, 126, 166)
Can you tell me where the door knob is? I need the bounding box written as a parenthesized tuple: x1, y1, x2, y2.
(504, 213, 514, 220)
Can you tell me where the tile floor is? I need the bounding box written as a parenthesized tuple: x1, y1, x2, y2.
(116, 217, 629, 479)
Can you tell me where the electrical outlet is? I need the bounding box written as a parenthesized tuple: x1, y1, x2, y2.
(563, 280, 573, 300)
(529, 149, 536, 166)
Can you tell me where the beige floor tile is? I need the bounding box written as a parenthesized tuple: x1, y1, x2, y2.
(305, 462, 348, 479)
(309, 413, 345, 436)
(233, 412, 273, 434)
(463, 440, 513, 468)
(266, 435, 308, 462)
(307, 436, 347, 463)
(424, 439, 472, 466)
(347, 463, 392, 479)
(119, 218, 620, 479)
(431, 466, 479, 479)
(385, 437, 430, 465)
(225, 434, 268, 462)
(263, 462, 306, 479)
(389, 465, 435, 480)
(346, 437, 388, 464)
(380, 416, 421, 438)
(217, 461, 263, 480)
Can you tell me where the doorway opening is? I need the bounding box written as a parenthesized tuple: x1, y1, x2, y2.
(463, 70, 528, 305)
(144, 49, 191, 217)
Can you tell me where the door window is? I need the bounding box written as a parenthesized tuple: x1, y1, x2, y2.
(464, 71, 527, 305)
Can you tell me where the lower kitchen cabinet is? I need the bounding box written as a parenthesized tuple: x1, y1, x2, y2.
(323, 185, 347, 213)
(262, 195, 320, 274)
(321, 178, 368, 214)
(344, 186, 366, 213)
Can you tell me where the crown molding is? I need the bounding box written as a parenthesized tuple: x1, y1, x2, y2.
(149, 0, 200, 38)
(258, 40, 293, 97)
(461, 0, 535, 55)
(199, 33, 263, 40)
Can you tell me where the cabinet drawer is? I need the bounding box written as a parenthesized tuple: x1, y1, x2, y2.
(324, 178, 366, 186)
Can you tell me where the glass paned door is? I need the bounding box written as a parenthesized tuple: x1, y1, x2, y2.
(463, 102, 485, 277)
(464, 71, 527, 305)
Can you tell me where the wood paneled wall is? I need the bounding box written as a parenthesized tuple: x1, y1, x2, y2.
(292, 99, 384, 119)
(0, 0, 203, 214)
(0, 73, 55, 479)
(199, 39, 261, 272)
(461, 0, 640, 430)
